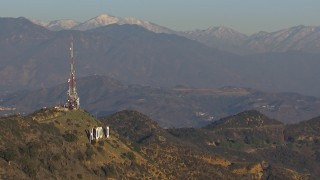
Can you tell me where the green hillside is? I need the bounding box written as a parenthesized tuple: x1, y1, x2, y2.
(0, 108, 315, 179)
(0, 108, 165, 179)
(168, 111, 319, 179)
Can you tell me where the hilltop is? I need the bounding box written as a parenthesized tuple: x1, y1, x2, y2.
(1, 108, 317, 179)
(168, 110, 320, 179)
(0, 108, 167, 179)
(0, 108, 238, 179)
(205, 110, 283, 129)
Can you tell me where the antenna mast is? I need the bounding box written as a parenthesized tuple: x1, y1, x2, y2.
(66, 37, 80, 110)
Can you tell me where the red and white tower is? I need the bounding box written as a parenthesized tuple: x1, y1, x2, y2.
(66, 37, 80, 110)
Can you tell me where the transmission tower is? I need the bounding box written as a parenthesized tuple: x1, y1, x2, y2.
(66, 37, 80, 110)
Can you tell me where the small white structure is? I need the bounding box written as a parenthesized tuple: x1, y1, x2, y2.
(106, 126, 110, 138)
(89, 126, 110, 143)
(95, 127, 104, 139)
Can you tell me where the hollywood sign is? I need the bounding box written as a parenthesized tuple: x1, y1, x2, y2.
(89, 126, 110, 143)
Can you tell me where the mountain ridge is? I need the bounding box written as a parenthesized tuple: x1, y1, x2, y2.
(26, 14, 320, 54)
(184, 25, 320, 54)
(29, 14, 174, 34)
(2, 17, 320, 97)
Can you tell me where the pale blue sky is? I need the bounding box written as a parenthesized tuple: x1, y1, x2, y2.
(1, 0, 319, 34)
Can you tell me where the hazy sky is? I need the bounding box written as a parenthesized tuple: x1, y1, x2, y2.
(1, 0, 319, 34)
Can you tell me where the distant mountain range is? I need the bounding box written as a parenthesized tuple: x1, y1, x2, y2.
(29, 14, 320, 54)
(1, 17, 320, 97)
(182, 25, 320, 54)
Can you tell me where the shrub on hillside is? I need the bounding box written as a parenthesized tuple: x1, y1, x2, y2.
(127, 152, 135, 161)
(21, 160, 38, 178)
(74, 150, 85, 161)
(121, 152, 136, 161)
(97, 146, 104, 153)
(98, 140, 104, 146)
(19, 142, 40, 158)
(41, 122, 60, 135)
(85, 144, 96, 160)
(101, 165, 116, 178)
(63, 132, 78, 142)
(0, 148, 17, 162)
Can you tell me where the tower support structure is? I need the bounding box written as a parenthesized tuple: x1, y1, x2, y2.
(66, 38, 80, 110)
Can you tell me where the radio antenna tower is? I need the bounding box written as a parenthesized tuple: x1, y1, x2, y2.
(66, 37, 80, 110)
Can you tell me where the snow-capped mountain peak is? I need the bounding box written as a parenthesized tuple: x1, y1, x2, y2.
(46, 19, 79, 31)
(184, 26, 247, 42)
(72, 14, 173, 33)
(207, 26, 247, 39)
(28, 18, 48, 27)
(28, 18, 79, 31)
(27, 13, 174, 34)
(72, 14, 120, 31)
(89, 14, 119, 25)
